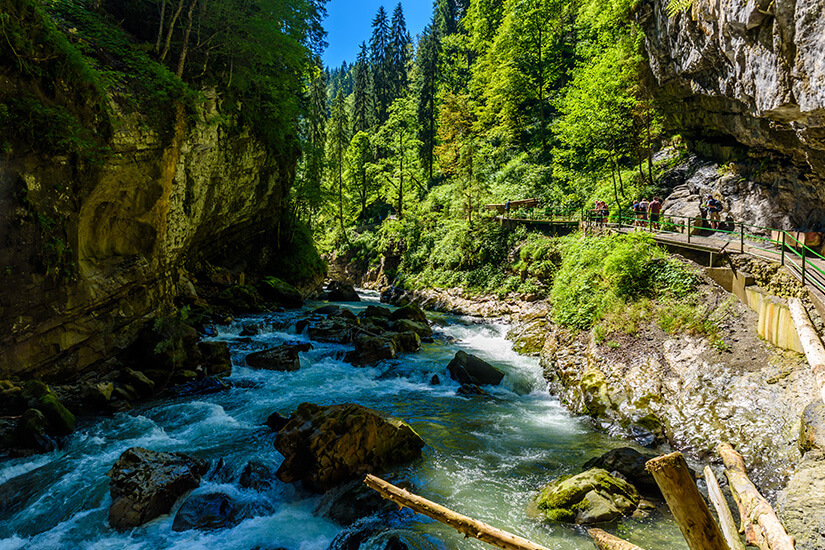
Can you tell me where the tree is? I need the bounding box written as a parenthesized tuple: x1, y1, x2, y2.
(369, 6, 392, 126)
(388, 3, 411, 101)
(374, 96, 422, 217)
(435, 91, 481, 223)
(414, 23, 440, 181)
(351, 42, 371, 135)
(327, 90, 351, 237)
(294, 70, 327, 227)
(347, 131, 374, 217)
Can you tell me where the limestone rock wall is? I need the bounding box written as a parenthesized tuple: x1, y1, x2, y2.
(640, 0, 825, 227)
(0, 91, 291, 381)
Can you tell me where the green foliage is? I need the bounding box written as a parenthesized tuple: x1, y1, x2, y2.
(665, 0, 694, 17)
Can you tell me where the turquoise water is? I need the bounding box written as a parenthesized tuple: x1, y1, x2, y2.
(0, 292, 687, 550)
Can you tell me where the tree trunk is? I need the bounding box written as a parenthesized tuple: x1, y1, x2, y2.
(176, 0, 198, 78)
(788, 297, 825, 405)
(703, 466, 746, 550)
(646, 105, 654, 185)
(155, 0, 168, 54)
(398, 131, 404, 218)
(160, 0, 186, 62)
(645, 452, 727, 550)
(587, 529, 646, 550)
(717, 443, 795, 550)
(363, 474, 552, 550)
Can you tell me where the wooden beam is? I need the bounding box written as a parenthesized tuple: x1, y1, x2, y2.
(717, 443, 795, 550)
(704, 466, 746, 550)
(645, 452, 727, 550)
(788, 298, 825, 405)
(587, 528, 646, 550)
(363, 474, 551, 550)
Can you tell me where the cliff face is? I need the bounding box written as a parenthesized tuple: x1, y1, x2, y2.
(0, 90, 294, 381)
(641, 0, 825, 227)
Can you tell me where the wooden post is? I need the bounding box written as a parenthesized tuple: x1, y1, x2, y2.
(704, 466, 746, 550)
(688, 218, 691, 243)
(740, 222, 744, 253)
(788, 297, 825, 405)
(781, 233, 785, 265)
(588, 529, 646, 550)
(717, 443, 795, 550)
(645, 453, 727, 550)
(363, 474, 552, 550)
(802, 246, 807, 286)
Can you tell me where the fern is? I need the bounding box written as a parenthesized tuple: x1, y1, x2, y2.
(666, 0, 694, 16)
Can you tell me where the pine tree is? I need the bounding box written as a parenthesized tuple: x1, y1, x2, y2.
(388, 3, 411, 100)
(434, 0, 457, 37)
(294, 70, 327, 227)
(327, 90, 351, 238)
(415, 24, 439, 180)
(351, 42, 371, 135)
(369, 6, 391, 126)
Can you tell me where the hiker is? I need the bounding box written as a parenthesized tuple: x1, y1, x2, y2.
(632, 200, 644, 227)
(706, 194, 723, 229)
(648, 197, 662, 230)
(598, 201, 609, 226)
(639, 198, 649, 228)
(505, 199, 511, 218)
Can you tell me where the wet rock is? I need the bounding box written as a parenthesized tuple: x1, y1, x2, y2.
(246, 343, 312, 371)
(215, 285, 265, 312)
(258, 277, 303, 309)
(315, 478, 398, 524)
(239, 323, 260, 336)
(391, 319, 433, 338)
(582, 448, 661, 497)
(107, 447, 209, 529)
(172, 492, 241, 532)
(0, 380, 23, 415)
(240, 460, 277, 491)
(457, 384, 488, 396)
(15, 409, 57, 452)
(389, 304, 428, 325)
(778, 451, 825, 550)
(83, 381, 115, 408)
(314, 305, 341, 315)
(799, 399, 825, 453)
(120, 368, 155, 398)
(274, 402, 425, 492)
(447, 351, 505, 386)
(345, 334, 399, 366)
(360, 305, 392, 319)
(324, 281, 361, 302)
(307, 318, 354, 344)
(266, 412, 290, 432)
(198, 341, 232, 377)
(535, 468, 639, 524)
(507, 315, 547, 355)
(391, 331, 421, 353)
(430, 375, 440, 385)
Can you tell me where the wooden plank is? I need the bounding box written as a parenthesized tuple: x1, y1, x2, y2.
(645, 452, 727, 550)
(587, 529, 646, 550)
(363, 474, 552, 550)
(704, 465, 746, 550)
(717, 443, 795, 550)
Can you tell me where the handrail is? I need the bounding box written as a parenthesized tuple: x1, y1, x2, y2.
(514, 206, 825, 296)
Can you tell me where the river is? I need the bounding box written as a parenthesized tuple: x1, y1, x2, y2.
(0, 292, 687, 550)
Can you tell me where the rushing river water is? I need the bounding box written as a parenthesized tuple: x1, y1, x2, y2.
(0, 292, 688, 550)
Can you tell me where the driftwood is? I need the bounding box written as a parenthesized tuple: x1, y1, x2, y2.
(717, 443, 795, 550)
(788, 298, 825, 405)
(645, 452, 727, 550)
(704, 466, 746, 550)
(363, 474, 551, 550)
(587, 528, 646, 550)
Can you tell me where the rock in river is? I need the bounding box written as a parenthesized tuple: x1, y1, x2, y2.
(274, 403, 425, 492)
(246, 343, 313, 371)
(447, 351, 505, 386)
(107, 447, 209, 529)
(535, 468, 639, 524)
(172, 492, 241, 532)
(582, 447, 661, 497)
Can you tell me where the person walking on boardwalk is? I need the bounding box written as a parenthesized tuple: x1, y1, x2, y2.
(505, 199, 511, 218)
(649, 197, 662, 230)
(639, 198, 649, 228)
(706, 194, 723, 230)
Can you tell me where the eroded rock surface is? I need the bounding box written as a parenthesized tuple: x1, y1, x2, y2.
(535, 468, 640, 524)
(274, 403, 425, 492)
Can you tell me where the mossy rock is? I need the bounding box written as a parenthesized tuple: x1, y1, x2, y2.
(15, 408, 57, 452)
(37, 393, 76, 437)
(215, 285, 264, 312)
(389, 304, 428, 325)
(580, 368, 610, 417)
(535, 468, 639, 524)
(258, 277, 303, 308)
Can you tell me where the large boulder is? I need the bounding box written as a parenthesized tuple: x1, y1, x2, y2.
(172, 492, 242, 532)
(389, 304, 428, 325)
(391, 319, 433, 338)
(107, 447, 209, 529)
(274, 403, 425, 492)
(345, 334, 399, 366)
(447, 351, 505, 386)
(535, 468, 640, 524)
(324, 281, 361, 302)
(582, 447, 660, 496)
(800, 399, 825, 453)
(246, 343, 312, 371)
(198, 341, 232, 377)
(257, 277, 303, 308)
(778, 451, 825, 550)
(307, 317, 354, 344)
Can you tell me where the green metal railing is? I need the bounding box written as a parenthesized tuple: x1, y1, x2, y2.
(570, 207, 825, 296)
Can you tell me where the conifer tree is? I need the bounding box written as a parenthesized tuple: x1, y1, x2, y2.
(388, 3, 411, 100)
(327, 90, 351, 237)
(415, 24, 440, 180)
(351, 42, 371, 135)
(369, 6, 391, 126)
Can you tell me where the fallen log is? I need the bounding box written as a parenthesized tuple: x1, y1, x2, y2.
(587, 528, 646, 550)
(363, 474, 550, 550)
(788, 298, 825, 405)
(704, 466, 746, 550)
(645, 452, 727, 550)
(717, 443, 795, 550)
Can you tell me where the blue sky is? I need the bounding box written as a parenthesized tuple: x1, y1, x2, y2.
(321, 0, 433, 68)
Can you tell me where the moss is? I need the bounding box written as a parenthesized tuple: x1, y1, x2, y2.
(37, 393, 76, 436)
(535, 468, 640, 523)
